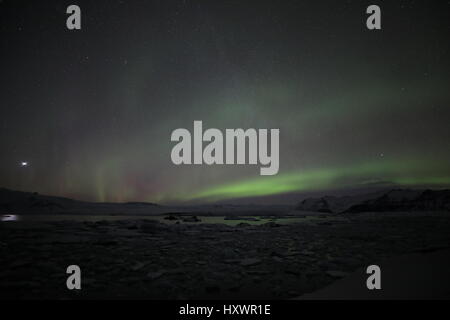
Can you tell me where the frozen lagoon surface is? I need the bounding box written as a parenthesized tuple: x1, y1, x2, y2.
(0, 213, 348, 226)
(1, 210, 449, 299)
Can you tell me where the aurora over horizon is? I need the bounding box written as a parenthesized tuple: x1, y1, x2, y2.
(1, 0, 449, 205)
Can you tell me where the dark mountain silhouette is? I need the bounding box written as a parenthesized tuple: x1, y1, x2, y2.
(344, 189, 450, 213)
(0, 188, 162, 215)
(296, 189, 450, 214)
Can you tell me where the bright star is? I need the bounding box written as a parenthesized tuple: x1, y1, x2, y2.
(20, 161, 28, 167)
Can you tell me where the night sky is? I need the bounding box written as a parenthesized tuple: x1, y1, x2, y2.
(0, 0, 449, 204)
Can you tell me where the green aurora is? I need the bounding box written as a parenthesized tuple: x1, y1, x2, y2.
(176, 158, 450, 203)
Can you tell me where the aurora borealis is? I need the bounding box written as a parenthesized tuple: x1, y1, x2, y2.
(0, 0, 449, 204)
(182, 158, 450, 202)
